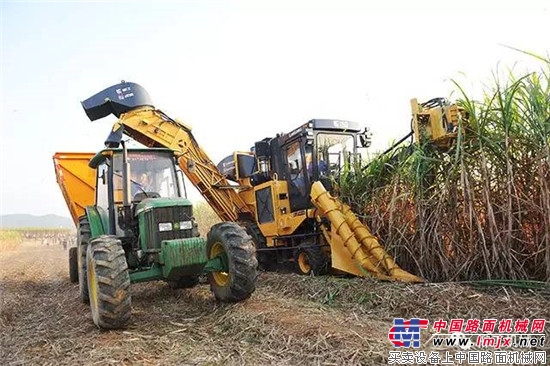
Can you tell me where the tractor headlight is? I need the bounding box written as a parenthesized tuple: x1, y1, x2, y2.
(158, 222, 173, 232)
(179, 220, 193, 230)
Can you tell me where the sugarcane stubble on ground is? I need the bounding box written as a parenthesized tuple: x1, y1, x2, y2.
(1, 240, 549, 365)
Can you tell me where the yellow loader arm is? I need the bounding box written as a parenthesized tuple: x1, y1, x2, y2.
(80, 81, 252, 223)
(109, 107, 252, 222)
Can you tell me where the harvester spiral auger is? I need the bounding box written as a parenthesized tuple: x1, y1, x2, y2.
(310, 181, 423, 283)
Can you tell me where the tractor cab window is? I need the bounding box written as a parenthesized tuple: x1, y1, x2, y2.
(96, 163, 109, 209)
(112, 151, 180, 201)
(316, 133, 355, 178)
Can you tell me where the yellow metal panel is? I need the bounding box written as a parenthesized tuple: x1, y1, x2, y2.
(53, 152, 96, 226)
(239, 188, 256, 216)
(254, 180, 307, 246)
(271, 180, 306, 236)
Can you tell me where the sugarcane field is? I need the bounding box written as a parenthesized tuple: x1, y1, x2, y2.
(1, 2, 549, 366)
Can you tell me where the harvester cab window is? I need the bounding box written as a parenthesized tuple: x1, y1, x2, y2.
(305, 147, 314, 183)
(285, 141, 306, 196)
(316, 133, 355, 178)
(284, 140, 313, 211)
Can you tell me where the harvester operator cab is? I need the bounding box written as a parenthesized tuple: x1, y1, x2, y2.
(255, 119, 369, 212)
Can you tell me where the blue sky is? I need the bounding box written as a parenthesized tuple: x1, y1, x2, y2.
(1, 0, 549, 217)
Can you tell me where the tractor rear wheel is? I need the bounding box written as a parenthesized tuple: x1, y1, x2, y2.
(293, 242, 329, 276)
(77, 216, 91, 303)
(69, 247, 78, 283)
(206, 222, 257, 302)
(169, 275, 200, 289)
(86, 235, 131, 329)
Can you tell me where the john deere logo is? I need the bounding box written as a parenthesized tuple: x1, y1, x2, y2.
(173, 222, 180, 230)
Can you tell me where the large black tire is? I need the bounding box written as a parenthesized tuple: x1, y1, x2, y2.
(242, 221, 277, 271)
(168, 275, 200, 289)
(77, 216, 91, 303)
(69, 247, 78, 283)
(206, 222, 257, 302)
(86, 235, 131, 329)
(293, 242, 329, 276)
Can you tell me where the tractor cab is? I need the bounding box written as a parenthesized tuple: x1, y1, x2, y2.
(254, 119, 370, 212)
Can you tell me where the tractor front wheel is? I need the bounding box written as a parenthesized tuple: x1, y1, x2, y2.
(69, 247, 78, 283)
(206, 222, 257, 302)
(87, 235, 131, 329)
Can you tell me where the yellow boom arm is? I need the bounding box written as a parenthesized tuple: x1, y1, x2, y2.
(110, 107, 253, 222)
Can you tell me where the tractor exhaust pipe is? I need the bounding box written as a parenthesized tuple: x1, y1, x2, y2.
(121, 141, 132, 228)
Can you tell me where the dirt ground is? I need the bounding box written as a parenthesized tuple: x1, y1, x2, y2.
(1, 241, 549, 365)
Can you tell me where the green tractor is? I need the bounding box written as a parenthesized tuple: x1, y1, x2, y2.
(74, 144, 257, 329)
